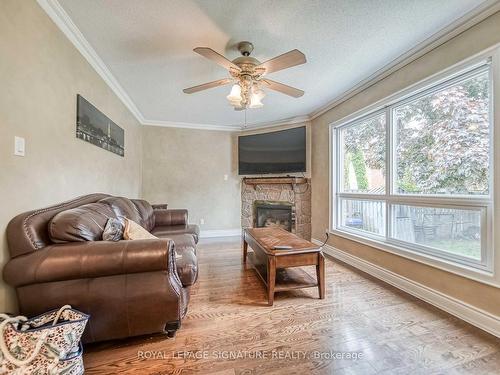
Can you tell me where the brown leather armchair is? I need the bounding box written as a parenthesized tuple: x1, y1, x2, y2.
(3, 194, 199, 343)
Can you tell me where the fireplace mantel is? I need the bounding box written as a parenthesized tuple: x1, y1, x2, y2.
(242, 177, 308, 185)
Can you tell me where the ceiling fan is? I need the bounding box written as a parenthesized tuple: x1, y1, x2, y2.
(183, 41, 306, 110)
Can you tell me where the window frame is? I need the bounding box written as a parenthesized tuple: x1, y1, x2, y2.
(337, 198, 386, 237)
(329, 45, 499, 286)
(338, 109, 387, 195)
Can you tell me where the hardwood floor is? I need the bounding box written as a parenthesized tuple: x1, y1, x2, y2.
(84, 237, 500, 374)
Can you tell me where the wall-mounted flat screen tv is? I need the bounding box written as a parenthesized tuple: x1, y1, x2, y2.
(238, 126, 306, 175)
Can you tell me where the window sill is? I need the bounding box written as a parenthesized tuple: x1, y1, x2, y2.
(328, 228, 499, 288)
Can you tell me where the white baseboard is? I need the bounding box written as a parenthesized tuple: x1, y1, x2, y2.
(199, 229, 242, 238)
(312, 239, 500, 338)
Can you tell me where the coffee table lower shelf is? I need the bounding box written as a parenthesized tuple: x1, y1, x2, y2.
(247, 252, 318, 293)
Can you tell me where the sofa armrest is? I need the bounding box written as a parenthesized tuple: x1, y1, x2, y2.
(3, 239, 175, 287)
(154, 209, 188, 226)
(152, 204, 168, 210)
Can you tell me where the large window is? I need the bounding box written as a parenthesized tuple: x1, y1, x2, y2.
(332, 62, 492, 272)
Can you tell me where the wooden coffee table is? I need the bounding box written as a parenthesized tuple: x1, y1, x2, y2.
(243, 227, 325, 306)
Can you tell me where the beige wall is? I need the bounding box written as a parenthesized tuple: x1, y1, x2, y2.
(0, 0, 143, 312)
(311, 12, 500, 316)
(141, 122, 312, 233)
(142, 126, 241, 231)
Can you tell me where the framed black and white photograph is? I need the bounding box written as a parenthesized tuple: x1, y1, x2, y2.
(76, 94, 124, 156)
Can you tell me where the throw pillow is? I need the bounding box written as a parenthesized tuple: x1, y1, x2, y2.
(123, 218, 158, 240)
(102, 218, 124, 241)
(48, 203, 115, 243)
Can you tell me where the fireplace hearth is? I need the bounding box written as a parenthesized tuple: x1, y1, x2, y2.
(255, 201, 293, 231)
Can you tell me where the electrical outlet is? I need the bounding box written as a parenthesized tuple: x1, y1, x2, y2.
(224, 174, 228, 181)
(200, 218, 205, 225)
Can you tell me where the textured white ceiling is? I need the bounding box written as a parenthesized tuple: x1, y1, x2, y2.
(58, 0, 486, 128)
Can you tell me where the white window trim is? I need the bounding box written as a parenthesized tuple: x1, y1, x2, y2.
(329, 44, 500, 288)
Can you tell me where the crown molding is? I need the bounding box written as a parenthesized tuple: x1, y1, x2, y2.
(142, 119, 241, 132)
(36, 0, 146, 123)
(310, 0, 500, 120)
(142, 115, 311, 131)
(240, 115, 311, 131)
(38, 0, 500, 130)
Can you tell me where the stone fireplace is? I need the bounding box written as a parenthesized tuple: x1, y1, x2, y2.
(241, 177, 311, 240)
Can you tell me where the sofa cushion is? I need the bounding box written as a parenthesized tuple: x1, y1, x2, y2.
(7, 193, 110, 257)
(99, 197, 142, 225)
(168, 234, 198, 287)
(152, 224, 200, 243)
(49, 203, 116, 243)
(131, 199, 155, 231)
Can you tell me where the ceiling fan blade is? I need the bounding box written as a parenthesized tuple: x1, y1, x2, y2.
(262, 79, 304, 98)
(183, 78, 233, 94)
(257, 49, 306, 75)
(193, 47, 241, 71)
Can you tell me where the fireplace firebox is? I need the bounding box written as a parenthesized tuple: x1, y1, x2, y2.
(254, 201, 293, 232)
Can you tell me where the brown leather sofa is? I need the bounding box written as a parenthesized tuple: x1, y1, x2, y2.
(3, 194, 200, 343)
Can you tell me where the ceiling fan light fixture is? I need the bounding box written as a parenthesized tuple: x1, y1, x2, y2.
(226, 84, 242, 104)
(254, 88, 265, 100)
(184, 42, 306, 111)
(249, 92, 264, 109)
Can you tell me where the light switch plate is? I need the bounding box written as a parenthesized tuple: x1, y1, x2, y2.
(14, 136, 25, 156)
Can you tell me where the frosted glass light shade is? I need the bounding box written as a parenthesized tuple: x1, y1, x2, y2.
(226, 84, 242, 103)
(249, 92, 263, 108)
(254, 88, 265, 99)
